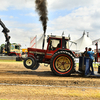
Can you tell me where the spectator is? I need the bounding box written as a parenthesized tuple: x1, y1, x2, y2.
(87, 48, 96, 75)
(82, 47, 89, 57)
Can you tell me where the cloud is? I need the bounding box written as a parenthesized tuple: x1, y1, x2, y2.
(0, 0, 10, 10)
(0, 0, 35, 11)
(9, 22, 42, 46)
(0, 0, 95, 11)
(25, 12, 38, 17)
(47, 2, 100, 41)
(9, 16, 14, 19)
(48, 0, 94, 11)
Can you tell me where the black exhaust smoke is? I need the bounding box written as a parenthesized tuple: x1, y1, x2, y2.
(35, 0, 48, 34)
(35, 0, 48, 49)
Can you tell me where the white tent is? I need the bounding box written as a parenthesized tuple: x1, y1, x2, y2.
(79, 44, 96, 52)
(70, 32, 92, 52)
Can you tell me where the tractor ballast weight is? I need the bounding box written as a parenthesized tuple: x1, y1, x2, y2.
(23, 35, 76, 76)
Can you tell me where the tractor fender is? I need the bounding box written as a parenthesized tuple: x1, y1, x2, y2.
(54, 49, 76, 58)
(28, 54, 36, 60)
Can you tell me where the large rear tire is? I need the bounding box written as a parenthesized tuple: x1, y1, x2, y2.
(50, 51, 75, 76)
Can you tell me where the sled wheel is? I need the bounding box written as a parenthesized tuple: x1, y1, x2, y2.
(50, 51, 75, 76)
(23, 57, 36, 69)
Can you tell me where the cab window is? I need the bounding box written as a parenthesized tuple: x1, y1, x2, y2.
(48, 39, 61, 50)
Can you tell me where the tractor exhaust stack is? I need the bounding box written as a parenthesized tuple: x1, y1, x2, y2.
(35, 0, 48, 49)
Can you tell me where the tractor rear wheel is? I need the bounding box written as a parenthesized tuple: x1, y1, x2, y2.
(50, 51, 75, 76)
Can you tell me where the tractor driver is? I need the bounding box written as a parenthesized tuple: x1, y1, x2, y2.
(53, 41, 61, 50)
(48, 39, 61, 50)
(57, 42, 61, 48)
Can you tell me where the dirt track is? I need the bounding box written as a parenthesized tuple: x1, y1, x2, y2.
(0, 62, 100, 100)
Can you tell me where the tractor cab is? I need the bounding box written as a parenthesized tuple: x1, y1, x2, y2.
(47, 35, 70, 51)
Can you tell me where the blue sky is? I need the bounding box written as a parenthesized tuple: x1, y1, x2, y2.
(0, 0, 100, 48)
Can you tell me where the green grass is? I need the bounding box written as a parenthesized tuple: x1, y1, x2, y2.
(0, 99, 8, 100)
(0, 59, 22, 62)
(93, 63, 98, 67)
(76, 63, 99, 68)
(0, 99, 16, 100)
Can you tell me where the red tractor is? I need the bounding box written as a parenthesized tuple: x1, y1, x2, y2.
(23, 35, 76, 76)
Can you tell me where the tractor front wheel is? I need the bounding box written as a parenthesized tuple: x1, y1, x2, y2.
(23, 57, 36, 69)
(31, 63, 40, 70)
(50, 51, 75, 76)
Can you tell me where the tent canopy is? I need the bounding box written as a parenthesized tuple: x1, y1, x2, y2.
(70, 32, 92, 52)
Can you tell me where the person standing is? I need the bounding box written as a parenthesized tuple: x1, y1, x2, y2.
(87, 48, 96, 75)
(82, 47, 89, 57)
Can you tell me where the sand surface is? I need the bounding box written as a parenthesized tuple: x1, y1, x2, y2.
(0, 62, 100, 100)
